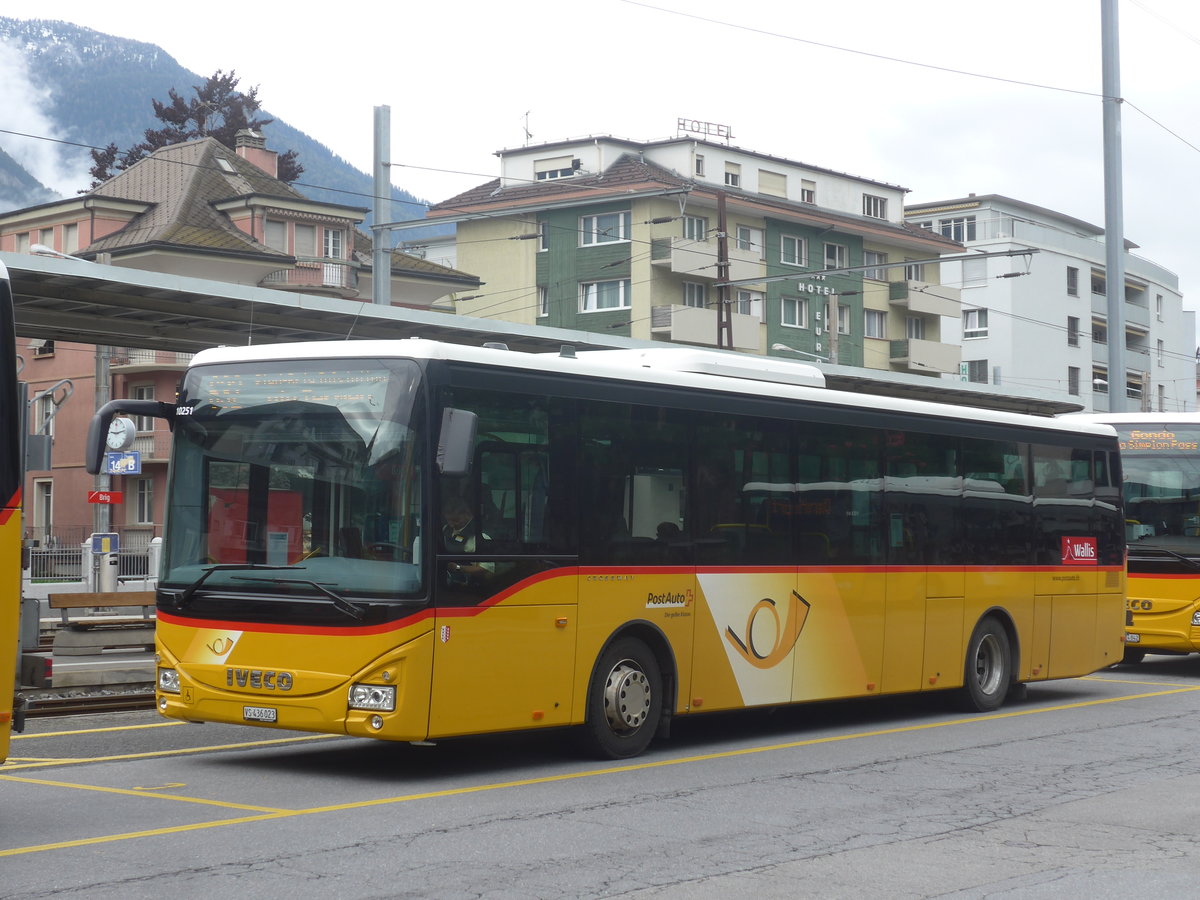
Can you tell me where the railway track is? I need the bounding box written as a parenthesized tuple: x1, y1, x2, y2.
(19, 687, 157, 718)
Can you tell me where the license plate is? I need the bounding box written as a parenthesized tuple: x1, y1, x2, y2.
(243, 705, 278, 723)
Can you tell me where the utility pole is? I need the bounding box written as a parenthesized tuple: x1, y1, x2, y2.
(828, 295, 839, 365)
(1101, 0, 1127, 411)
(372, 105, 392, 306)
(715, 192, 732, 349)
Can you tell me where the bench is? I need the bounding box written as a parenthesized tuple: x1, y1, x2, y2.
(46, 591, 156, 655)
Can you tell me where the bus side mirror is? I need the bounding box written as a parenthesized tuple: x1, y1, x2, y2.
(436, 408, 477, 476)
(85, 399, 176, 475)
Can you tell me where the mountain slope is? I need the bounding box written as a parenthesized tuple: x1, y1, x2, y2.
(0, 17, 439, 235)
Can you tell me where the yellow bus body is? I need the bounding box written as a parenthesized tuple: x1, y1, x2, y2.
(155, 563, 1124, 741)
(1124, 572, 1200, 655)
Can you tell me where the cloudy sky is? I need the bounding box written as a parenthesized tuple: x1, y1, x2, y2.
(15, 0, 1200, 332)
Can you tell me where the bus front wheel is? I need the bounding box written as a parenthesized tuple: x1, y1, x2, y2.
(582, 637, 663, 759)
(960, 616, 1012, 712)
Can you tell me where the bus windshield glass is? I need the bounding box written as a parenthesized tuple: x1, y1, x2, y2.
(162, 358, 426, 611)
(1116, 424, 1200, 554)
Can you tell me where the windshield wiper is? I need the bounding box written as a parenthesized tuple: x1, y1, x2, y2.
(231, 576, 367, 620)
(175, 564, 302, 608)
(1130, 546, 1200, 570)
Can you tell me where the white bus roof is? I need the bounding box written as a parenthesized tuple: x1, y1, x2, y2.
(189, 339, 1117, 440)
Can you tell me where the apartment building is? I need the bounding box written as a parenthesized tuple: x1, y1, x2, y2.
(427, 135, 964, 372)
(906, 195, 1193, 412)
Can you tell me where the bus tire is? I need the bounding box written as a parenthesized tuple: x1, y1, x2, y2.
(1121, 648, 1146, 665)
(960, 615, 1011, 712)
(582, 637, 663, 759)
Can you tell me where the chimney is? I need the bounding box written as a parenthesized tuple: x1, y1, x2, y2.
(235, 129, 278, 178)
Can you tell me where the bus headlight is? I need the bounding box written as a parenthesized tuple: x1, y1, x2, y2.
(158, 668, 181, 694)
(348, 684, 396, 712)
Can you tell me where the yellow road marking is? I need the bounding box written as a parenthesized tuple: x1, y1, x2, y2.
(0, 733, 341, 771)
(13, 721, 186, 740)
(0, 775, 286, 813)
(2, 683, 1197, 857)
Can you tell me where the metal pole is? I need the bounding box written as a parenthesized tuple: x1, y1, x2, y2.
(372, 105, 392, 306)
(1101, 0, 1127, 411)
(93, 345, 111, 534)
(716, 192, 731, 349)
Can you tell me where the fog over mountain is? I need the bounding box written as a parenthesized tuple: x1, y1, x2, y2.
(0, 17, 434, 234)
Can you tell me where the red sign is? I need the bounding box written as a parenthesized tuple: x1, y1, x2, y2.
(1061, 536, 1098, 566)
(87, 491, 123, 504)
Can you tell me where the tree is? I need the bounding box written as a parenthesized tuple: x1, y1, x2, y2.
(88, 70, 304, 187)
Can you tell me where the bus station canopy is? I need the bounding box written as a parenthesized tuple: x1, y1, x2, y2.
(2, 252, 1081, 417)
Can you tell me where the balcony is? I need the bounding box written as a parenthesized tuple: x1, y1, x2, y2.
(650, 304, 760, 352)
(889, 338, 961, 375)
(888, 281, 961, 318)
(261, 260, 359, 298)
(130, 431, 171, 463)
(649, 238, 762, 283)
(110, 348, 194, 373)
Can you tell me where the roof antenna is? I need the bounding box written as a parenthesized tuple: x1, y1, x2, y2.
(522, 111, 533, 146)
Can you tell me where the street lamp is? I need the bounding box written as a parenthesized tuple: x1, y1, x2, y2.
(771, 343, 828, 362)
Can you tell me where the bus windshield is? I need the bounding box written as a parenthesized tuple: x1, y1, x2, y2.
(1115, 424, 1200, 555)
(162, 358, 426, 612)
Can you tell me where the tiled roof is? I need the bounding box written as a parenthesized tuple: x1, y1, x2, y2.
(350, 229, 478, 285)
(85, 138, 299, 258)
(428, 154, 690, 219)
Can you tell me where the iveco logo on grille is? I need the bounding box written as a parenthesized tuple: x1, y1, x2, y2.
(226, 668, 294, 691)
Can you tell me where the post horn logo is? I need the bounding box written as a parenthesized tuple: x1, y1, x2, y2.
(725, 591, 812, 669)
(206, 636, 236, 656)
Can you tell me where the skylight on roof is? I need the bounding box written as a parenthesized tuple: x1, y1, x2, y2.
(216, 157, 236, 174)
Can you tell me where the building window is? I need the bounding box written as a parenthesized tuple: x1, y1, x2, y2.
(132, 385, 155, 431)
(580, 279, 630, 311)
(962, 308, 988, 339)
(1066, 266, 1079, 297)
(833, 302, 850, 335)
(63, 223, 78, 253)
(736, 226, 764, 255)
(864, 309, 886, 338)
(15, 232, 29, 254)
(682, 282, 706, 309)
(724, 163, 741, 187)
(1067, 316, 1080, 347)
(33, 480, 52, 535)
(264, 219, 287, 252)
(1091, 269, 1106, 295)
(40, 227, 54, 247)
(904, 259, 925, 281)
(1068, 366, 1080, 396)
(34, 394, 55, 438)
(1092, 320, 1107, 345)
(1157, 339, 1165, 367)
(938, 216, 976, 242)
(695, 155, 705, 177)
(31, 339, 54, 358)
(1158, 383, 1166, 412)
(134, 478, 154, 525)
(863, 250, 888, 282)
(862, 194, 887, 219)
(780, 234, 807, 267)
(965, 360, 989, 384)
(782, 296, 809, 328)
(913, 220, 934, 231)
(1093, 365, 1108, 394)
(580, 211, 631, 245)
(295, 224, 316, 257)
(535, 156, 576, 180)
(735, 289, 764, 319)
(1127, 374, 1144, 402)
(759, 170, 786, 197)
(538, 221, 549, 252)
(906, 316, 926, 340)
(963, 258, 987, 284)
(801, 179, 816, 203)
(537, 286, 548, 318)
(824, 242, 848, 270)
(1156, 293, 1164, 320)
(682, 216, 708, 242)
(323, 228, 344, 259)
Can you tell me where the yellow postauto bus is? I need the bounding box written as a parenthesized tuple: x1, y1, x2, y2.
(0, 263, 24, 763)
(88, 340, 1125, 758)
(1073, 413, 1200, 664)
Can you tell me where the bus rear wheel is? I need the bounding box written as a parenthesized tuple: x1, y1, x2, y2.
(960, 616, 1012, 712)
(582, 637, 663, 759)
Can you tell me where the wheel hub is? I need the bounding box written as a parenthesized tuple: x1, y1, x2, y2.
(603, 659, 651, 733)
